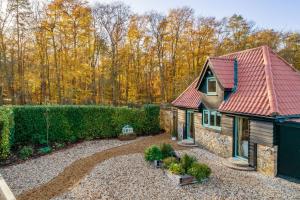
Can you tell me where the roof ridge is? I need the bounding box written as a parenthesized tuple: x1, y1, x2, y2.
(219, 46, 264, 58)
(171, 77, 199, 104)
(262, 45, 279, 116)
(210, 57, 234, 61)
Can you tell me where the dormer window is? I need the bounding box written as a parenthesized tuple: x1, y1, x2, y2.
(207, 77, 217, 95)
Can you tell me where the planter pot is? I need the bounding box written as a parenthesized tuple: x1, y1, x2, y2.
(171, 137, 177, 141)
(153, 160, 163, 168)
(166, 171, 198, 186)
(118, 133, 137, 141)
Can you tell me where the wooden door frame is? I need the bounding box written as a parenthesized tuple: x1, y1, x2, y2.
(233, 116, 250, 159)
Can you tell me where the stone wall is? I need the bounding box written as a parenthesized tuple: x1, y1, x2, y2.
(257, 144, 278, 176)
(160, 109, 173, 134)
(194, 112, 232, 158)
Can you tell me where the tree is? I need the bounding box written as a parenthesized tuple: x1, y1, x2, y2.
(148, 12, 168, 102)
(280, 33, 300, 70)
(92, 2, 130, 105)
(167, 7, 193, 100)
(8, 0, 33, 104)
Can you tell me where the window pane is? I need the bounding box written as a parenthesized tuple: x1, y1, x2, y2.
(208, 79, 216, 93)
(203, 111, 208, 125)
(210, 112, 215, 126)
(216, 114, 221, 127)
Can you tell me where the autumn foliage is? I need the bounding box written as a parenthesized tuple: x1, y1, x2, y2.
(0, 0, 299, 105)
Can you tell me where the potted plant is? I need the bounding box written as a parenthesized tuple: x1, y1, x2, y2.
(144, 145, 163, 168)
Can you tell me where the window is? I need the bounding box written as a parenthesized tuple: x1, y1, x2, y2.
(203, 110, 209, 126)
(210, 112, 216, 126)
(202, 109, 221, 130)
(207, 77, 217, 95)
(216, 113, 221, 127)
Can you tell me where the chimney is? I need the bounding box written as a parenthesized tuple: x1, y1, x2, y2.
(233, 58, 238, 92)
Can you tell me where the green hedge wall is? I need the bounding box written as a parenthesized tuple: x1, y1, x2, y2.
(0, 105, 160, 158)
(0, 107, 14, 159)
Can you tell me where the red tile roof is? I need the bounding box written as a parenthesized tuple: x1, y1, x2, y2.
(172, 45, 300, 117)
(219, 46, 300, 116)
(171, 78, 201, 109)
(208, 58, 234, 89)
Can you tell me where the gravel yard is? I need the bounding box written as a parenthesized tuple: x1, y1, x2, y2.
(1, 134, 299, 200)
(56, 149, 300, 200)
(0, 138, 142, 195)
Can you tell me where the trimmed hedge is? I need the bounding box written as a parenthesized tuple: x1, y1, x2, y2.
(0, 105, 160, 159)
(0, 107, 13, 159)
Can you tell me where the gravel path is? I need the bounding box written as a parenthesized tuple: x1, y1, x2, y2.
(17, 133, 187, 200)
(0, 138, 142, 195)
(56, 148, 300, 200)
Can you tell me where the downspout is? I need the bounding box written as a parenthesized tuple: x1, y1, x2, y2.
(233, 58, 238, 92)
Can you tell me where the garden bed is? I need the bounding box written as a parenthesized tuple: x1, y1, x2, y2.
(144, 144, 211, 186)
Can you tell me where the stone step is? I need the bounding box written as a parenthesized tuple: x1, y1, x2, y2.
(226, 157, 249, 167)
(222, 158, 255, 171)
(177, 140, 198, 147)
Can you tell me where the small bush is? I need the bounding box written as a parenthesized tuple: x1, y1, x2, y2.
(54, 143, 65, 149)
(144, 145, 162, 162)
(160, 143, 175, 159)
(19, 146, 33, 160)
(180, 154, 197, 173)
(187, 162, 211, 181)
(169, 163, 184, 175)
(162, 157, 178, 169)
(38, 146, 52, 155)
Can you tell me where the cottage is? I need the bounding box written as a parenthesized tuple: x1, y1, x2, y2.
(172, 45, 300, 179)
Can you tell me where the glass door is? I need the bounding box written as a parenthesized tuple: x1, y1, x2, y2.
(186, 110, 194, 140)
(234, 117, 249, 159)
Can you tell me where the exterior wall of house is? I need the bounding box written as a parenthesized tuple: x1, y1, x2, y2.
(194, 112, 233, 158)
(160, 109, 174, 134)
(257, 144, 278, 176)
(250, 120, 277, 176)
(175, 107, 278, 176)
(200, 67, 224, 109)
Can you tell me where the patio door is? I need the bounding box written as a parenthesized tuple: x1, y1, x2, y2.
(234, 117, 250, 159)
(186, 110, 194, 140)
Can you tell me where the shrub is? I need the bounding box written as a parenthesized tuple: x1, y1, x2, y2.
(11, 105, 160, 148)
(160, 143, 175, 159)
(38, 146, 52, 155)
(162, 157, 178, 169)
(0, 107, 13, 160)
(187, 162, 211, 181)
(180, 154, 197, 173)
(144, 145, 162, 162)
(19, 146, 33, 160)
(169, 163, 184, 175)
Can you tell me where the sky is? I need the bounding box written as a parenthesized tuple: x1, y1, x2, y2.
(88, 0, 300, 32)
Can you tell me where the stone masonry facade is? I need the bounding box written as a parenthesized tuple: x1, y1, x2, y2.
(257, 144, 278, 176)
(194, 112, 232, 158)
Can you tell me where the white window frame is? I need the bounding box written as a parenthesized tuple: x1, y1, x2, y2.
(202, 109, 221, 130)
(207, 77, 217, 96)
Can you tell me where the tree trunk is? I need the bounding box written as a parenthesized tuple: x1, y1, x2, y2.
(51, 32, 61, 104)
